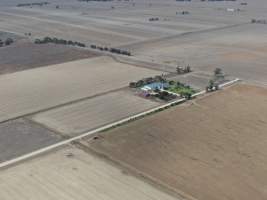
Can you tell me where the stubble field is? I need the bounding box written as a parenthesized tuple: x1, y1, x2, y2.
(0, 0, 236, 47)
(128, 23, 267, 86)
(0, 1, 267, 199)
(32, 90, 161, 137)
(0, 145, 178, 200)
(0, 56, 159, 123)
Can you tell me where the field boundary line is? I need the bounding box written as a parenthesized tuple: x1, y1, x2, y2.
(0, 78, 240, 169)
(0, 86, 128, 124)
(119, 22, 250, 49)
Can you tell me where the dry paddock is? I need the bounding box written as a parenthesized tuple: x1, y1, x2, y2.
(0, 118, 61, 163)
(89, 84, 267, 200)
(0, 40, 98, 75)
(0, 3, 222, 47)
(0, 56, 159, 123)
(0, 145, 178, 200)
(129, 23, 267, 86)
(32, 90, 161, 137)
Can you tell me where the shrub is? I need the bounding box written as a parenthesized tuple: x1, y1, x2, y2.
(90, 44, 97, 49)
(5, 38, 14, 46)
(129, 82, 137, 88)
(34, 39, 42, 44)
(169, 80, 175, 85)
(43, 36, 52, 43)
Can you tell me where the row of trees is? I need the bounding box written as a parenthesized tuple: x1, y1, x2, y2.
(34, 37, 86, 47)
(0, 38, 14, 47)
(251, 19, 267, 24)
(90, 45, 131, 56)
(176, 11, 190, 15)
(17, 2, 50, 7)
(34, 37, 131, 56)
(129, 75, 166, 88)
(149, 17, 159, 22)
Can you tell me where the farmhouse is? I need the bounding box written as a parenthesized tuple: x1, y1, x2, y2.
(141, 82, 169, 91)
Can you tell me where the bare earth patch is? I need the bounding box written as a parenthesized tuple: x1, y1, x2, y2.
(89, 84, 267, 200)
(0, 118, 61, 163)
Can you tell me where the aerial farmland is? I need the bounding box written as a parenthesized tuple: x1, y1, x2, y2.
(0, 56, 159, 123)
(0, 145, 178, 200)
(0, 0, 267, 200)
(88, 84, 267, 200)
(31, 90, 161, 136)
(0, 39, 98, 74)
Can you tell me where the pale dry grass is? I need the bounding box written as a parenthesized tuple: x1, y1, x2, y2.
(0, 56, 159, 122)
(0, 145, 177, 200)
(32, 90, 160, 136)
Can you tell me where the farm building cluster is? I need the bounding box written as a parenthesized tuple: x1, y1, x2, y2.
(129, 75, 196, 101)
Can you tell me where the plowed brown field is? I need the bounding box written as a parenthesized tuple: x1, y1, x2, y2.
(89, 84, 267, 200)
(0, 41, 98, 74)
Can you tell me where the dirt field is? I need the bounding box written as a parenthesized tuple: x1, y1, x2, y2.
(0, 145, 178, 200)
(32, 90, 161, 136)
(128, 23, 267, 86)
(0, 0, 234, 47)
(0, 40, 98, 74)
(0, 0, 266, 86)
(0, 118, 61, 163)
(0, 56, 159, 123)
(89, 84, 267, 200)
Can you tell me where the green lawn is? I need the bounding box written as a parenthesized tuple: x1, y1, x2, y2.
(167, 86, 196, 96)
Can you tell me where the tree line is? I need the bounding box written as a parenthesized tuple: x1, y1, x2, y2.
(129, 75, 165, 88)
(90, 45, 131, 56)
(34, 37, 86, 47)
(34, 36, 131, 56)
(17, 2, 50, 7)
